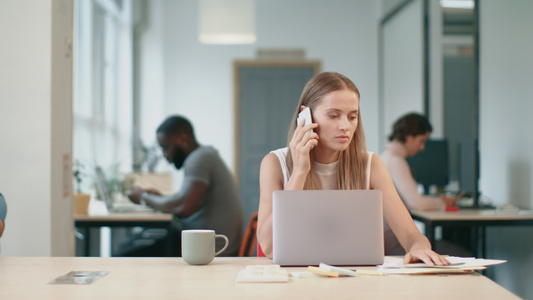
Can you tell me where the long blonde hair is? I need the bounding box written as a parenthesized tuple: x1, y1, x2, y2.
(286, 72, 368, 190)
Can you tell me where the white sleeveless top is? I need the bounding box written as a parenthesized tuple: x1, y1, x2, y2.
(270, 147, 373, 189)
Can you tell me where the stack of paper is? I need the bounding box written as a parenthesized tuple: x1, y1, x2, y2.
(377, 256, 507, 275)
(235, 265, 289, 283)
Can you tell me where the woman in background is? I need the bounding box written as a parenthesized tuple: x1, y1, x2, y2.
(380, 113, 462, 211)
(257, 72, 449, 264)
(380, 113, 465, 254)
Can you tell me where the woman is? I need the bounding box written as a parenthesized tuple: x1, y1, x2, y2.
(257, 72, 449, 265)
(380, 113, 462, 211)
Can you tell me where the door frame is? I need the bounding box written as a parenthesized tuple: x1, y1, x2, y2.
(232, 60, 321, 186)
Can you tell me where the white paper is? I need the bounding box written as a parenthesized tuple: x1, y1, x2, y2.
(380, 256, 506, 270)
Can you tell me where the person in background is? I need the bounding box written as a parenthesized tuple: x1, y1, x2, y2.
(380, 113, 462, 211)
(380, 113, 466, 255)
(0, 193, 7, 253)
(257, 72, 450, 264)
(126, 115, 244, 256)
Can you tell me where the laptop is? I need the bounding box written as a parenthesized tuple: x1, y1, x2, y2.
(95, 166, 154, 213)
(272, 190, 384, 266)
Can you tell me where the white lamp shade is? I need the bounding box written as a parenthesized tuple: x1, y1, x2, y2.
(199, 0, 256, 44)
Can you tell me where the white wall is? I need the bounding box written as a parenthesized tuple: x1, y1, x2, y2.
(380, 0, 444, 144)
(154, 0, 381, 176)
(480, 1, 533, 299)
(137, 0, 167, 147)
(381, 0, 425, 150)
(428, 0, 443, 139)
(0, 0, 74, 256)
(479, 1, 533, 209)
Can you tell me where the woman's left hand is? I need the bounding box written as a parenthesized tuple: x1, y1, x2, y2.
(403, 245, 450, 266)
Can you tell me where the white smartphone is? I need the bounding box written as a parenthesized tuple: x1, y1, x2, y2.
(297, 107, 313, 134)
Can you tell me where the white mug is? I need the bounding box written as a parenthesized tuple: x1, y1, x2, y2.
(181, 229, 229, 265)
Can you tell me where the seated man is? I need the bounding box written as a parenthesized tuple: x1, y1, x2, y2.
(126, 116, 244, 256)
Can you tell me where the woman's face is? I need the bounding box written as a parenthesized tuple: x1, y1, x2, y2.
(404, 131, 430, 157)
(311, 89, 359, 157)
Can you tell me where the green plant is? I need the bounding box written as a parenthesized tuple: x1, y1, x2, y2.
(133, 140, 161, 172)
(73, 159, 88, 194)
(95, 163, 135, 201)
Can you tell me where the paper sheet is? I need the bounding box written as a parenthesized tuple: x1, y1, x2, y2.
(377, 256, 506, 275)
(382, 256, 506, 269)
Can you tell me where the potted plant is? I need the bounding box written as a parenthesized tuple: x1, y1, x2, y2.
(73, 159, 91, 215)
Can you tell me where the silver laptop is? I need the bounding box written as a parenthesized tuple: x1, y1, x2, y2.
(272, 190, 384, 266)
(95, 166, 154, 213)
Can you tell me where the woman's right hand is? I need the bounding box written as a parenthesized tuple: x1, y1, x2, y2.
(289, 119, 319, 175)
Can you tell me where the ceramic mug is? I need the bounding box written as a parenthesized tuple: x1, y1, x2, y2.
(181, 229, 229, 265)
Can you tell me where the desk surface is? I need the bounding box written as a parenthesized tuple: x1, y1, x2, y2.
(411, 209, 533, 221)
(411, 209, 533, 259)
(0, 257, 518, 299)
(74, 212, 173, 223)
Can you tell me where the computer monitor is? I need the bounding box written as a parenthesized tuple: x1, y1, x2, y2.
(458, 139, 479, 198)
(406, 139, 449, 195)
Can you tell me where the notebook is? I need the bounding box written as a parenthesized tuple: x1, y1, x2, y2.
(272, 190, 384, 266)
(95, 166, 154, 213)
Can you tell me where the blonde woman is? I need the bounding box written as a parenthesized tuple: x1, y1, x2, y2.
(257, 72, 449, 265)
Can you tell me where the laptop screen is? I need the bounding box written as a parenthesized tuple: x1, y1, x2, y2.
(94, 166, 113, 210)
(272, 190, 384, 266)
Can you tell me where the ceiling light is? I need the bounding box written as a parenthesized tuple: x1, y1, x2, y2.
(440, 0, 475, 9)
(199, 0, 257, 45)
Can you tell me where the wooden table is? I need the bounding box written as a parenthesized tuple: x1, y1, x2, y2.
(0, 257, 519, 299)
(74, 212, 173, 226)
(74, 212, 173, 256)
(411, 209, 533, 257)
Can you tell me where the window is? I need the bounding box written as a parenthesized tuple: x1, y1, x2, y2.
(73, 0, 133, 192)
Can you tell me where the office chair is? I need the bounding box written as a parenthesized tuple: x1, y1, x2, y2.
(239, 211, 258, 257)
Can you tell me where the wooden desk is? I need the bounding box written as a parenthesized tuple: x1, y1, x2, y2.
(411, 209, 533, 257)
(75, 212, 173, 227)
(74, 212, 173, 256)
(0, 257, 519, 299)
